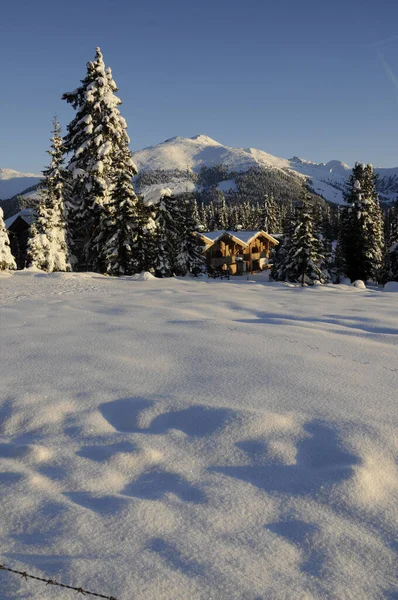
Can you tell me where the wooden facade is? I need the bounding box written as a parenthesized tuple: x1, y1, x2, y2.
(196, 230, 279, 275)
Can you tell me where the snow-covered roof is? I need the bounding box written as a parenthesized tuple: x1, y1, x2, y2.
(5, 208, 37, 229)
(196, 230, 279, 247)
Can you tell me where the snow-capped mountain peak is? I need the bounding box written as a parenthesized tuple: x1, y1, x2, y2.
(2, 135, 398, 206)
(0, 168, 41, 200)
(132, 136, 398, 204)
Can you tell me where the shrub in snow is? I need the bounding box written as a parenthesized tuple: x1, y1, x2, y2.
(352, 280, 366, 289)
(384, 281, 398, 292)
(0, 208, 16, 270)
(131, 271, 156, 281)
(339, 277, 352, 285)
(27, 119, 72, 273)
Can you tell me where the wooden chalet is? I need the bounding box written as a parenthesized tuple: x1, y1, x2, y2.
(195, 229, 279, 275)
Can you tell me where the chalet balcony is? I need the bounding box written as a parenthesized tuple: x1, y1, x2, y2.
(209, 256, 233, 267)
(244, 252, 268, 260)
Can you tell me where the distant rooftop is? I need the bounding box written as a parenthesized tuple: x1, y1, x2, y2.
(196, 230, 279, 246)
(5, 208, 37, 229)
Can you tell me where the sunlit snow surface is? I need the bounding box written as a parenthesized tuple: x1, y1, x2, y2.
(0, 271, 397, 600)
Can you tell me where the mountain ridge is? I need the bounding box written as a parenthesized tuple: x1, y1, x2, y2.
(0, 168, 41, 201)
(1, 135, 397, 209)
(132, 135, 398, 205)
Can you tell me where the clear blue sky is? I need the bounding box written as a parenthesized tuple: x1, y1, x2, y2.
(1, 0, 398, 173)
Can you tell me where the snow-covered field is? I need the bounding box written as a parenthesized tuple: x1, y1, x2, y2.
(0, 271, 397, 600)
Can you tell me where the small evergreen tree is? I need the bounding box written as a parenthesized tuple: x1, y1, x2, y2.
(174, 196, 205, 275)
(153, 191, 179, 277)
(101, 146, 140, 275)
(207, 200, 217, 231)
(191, 198, 202, 230)
(199, 202, 208, 231)
(132, 200, 156, 273)
(385, 200, 398, 281)
(0, 208, 16, 270)
(217, 196, 229, 230)
(260, 193, 279, 233)
(27, 119, 71, 272)
(270, 209, 295, 281)
(272, 197, 325, 284)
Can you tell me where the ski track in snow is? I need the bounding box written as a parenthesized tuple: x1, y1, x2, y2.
(0, 272, 397, 600)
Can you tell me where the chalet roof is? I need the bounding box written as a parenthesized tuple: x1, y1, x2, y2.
(5, 208, 37, 229)
(196, 229, 279, 247)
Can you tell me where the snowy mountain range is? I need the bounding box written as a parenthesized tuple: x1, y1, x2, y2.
(0, 168, 41, 200)
(1, 135, 398, 208)
(132, 135, 398, 205)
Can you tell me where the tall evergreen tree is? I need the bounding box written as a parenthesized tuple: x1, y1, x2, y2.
(0, 208, 16, 270)
(27, 119, 71, 273)
(340, 163, 385, 282)
(63, 47, 139, 273)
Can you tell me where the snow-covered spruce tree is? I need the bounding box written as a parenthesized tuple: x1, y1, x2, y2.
(385, 200, 398, 281)
(240, 201, 252, 229)
(207, 201, 216, 231)
(274, 197, 325, 285)
(63, 48, 139, 273)
(339, 163, 384, 282)
(289, 199, 326, 285)
(191, 198, 203, 230)
(199, 202, 208, 231)
(132, 200, 157, 273)
(0, 208, 16, 270)
(100, 144, 141, 275)
(216, 196, 229, 230)
(270, 209, 295, 281)
(27, 119, 72, 272)
(260, 193, 279, 233)
(152, 190, 179, 277)
(363, 164, 385, 280)
(174, 196, 205, 275)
